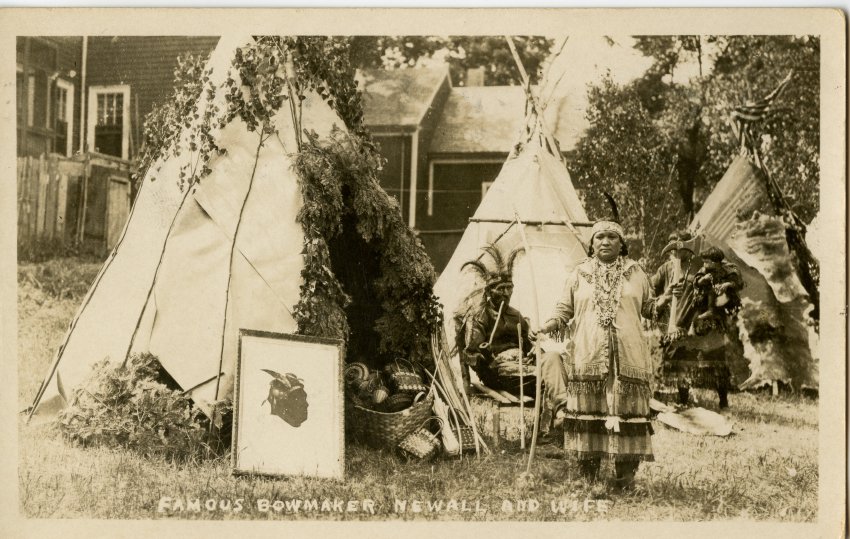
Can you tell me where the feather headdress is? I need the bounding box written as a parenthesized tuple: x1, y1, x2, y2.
(461, 242, 525, 290)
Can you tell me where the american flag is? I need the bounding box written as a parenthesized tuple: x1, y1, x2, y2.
(729, 70, 793, 148)
(731, 70, 793, 122)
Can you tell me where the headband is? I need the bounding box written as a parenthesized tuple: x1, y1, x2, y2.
(590, 220, 625, 240)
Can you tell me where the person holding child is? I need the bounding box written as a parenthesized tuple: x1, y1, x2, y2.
(652, 234, 743, 409)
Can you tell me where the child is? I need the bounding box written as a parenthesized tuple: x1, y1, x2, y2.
(692, 246, 743, 335)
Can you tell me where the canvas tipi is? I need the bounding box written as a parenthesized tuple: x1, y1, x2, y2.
(689, 76, 819, 390)
(29, 35, 440, 418)
(434, 39, 591, 368)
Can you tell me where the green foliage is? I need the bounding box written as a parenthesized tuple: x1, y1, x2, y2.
(570, 77, 683, 265)
(632, 35, 819, 222)
(347, 36, 553, 86)
(701, 36, 819, 222)
(135, 52, 226, 192)
(574, 35, 820, 265)
(17, 257, 102, 301)
(223, 37, 441, 365)
(292, 130, 352, 344)
(57, 353, 229, 463)
(17, 237, 105, 264)
(223, 36, 370, 138)
(294, 128, 442, 364)
(291, 36, 369, 134)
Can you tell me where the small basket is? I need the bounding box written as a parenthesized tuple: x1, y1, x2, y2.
(383, 392, 414, 413)
(355, 372, 383, 402)
(348, 391, 433, 448)
(454, 425, 477, 453)
(384, 359, 428, 394)
(344, 362, 370, 388)
(398, 417, 443, 460)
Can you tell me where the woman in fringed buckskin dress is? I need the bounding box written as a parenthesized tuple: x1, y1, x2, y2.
(535, 221, 656, 489)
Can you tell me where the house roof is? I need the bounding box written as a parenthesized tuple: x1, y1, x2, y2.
(429, 86, 526, 155)
(428, 85, 582, 155)
(359, 66, 450, 130)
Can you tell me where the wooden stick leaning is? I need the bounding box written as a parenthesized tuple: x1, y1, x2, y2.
(430, 329, 488, 456)
(512, 210, 544, 474)
(424, 364, 490, 455)
(518, 322, 525, 450)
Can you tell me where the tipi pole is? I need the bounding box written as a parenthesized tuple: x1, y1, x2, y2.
(505, 36, 568, 167)
(121, 178, 203, 366)
(539, 37, 571, 107)
(214, 132, 267, 401)
(469, 217, 593, 227)
(512, 210, 544, 474)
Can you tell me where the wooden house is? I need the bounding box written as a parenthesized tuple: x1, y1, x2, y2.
(361, 72, 578, 270)
(17, 36, 582, 269)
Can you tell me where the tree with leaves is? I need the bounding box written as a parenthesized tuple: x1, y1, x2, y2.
(631, 35, 819, 223)
(347, 36, 552, 86)
(572, 35, 819, 266)
(570, 77, 683, 266)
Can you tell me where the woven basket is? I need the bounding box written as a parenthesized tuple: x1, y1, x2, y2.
(348, 392, 433, 449)
(384, 359, 428, 394)
(382, 392, 414, 413)
(454, 425, 477, 453)
(344, 362, 370, 388)
(398, 417, 443, 460)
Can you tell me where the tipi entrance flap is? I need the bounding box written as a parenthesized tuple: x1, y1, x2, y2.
(146, 195, 232, 391)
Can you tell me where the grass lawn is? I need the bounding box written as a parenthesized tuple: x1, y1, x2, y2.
(16, 259, 819, 521)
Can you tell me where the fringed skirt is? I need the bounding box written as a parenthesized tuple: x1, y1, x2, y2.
(563, 327, 653, 462)
(660, 331, 732, 390)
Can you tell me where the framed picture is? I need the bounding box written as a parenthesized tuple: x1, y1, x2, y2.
(232, 330, 345, 480)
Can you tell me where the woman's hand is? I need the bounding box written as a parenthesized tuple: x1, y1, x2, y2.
(531, 321, 556, 341)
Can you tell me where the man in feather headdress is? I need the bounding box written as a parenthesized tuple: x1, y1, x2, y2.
(461, 265, 535, 396)
(457, 244, 567, 438)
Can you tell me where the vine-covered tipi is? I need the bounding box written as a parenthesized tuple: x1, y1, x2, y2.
(29, 35, 441, 418)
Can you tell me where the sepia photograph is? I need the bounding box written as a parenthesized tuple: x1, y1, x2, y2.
(232, 331, 344, 480)
(1, 7, 845, 538)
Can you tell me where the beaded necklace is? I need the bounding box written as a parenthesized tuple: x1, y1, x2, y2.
(591, 256, 625, 327)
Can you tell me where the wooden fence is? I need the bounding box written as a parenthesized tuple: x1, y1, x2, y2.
(17, 152, 133, 255)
